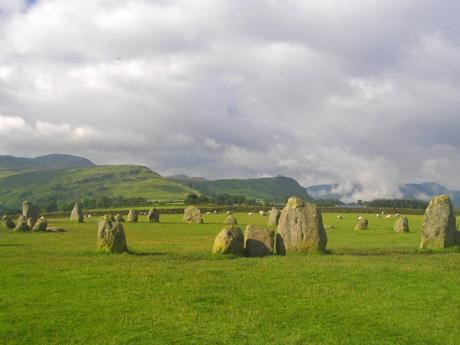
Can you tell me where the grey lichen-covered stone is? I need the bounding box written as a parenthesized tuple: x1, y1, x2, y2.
(244, 225, 275, 257)
(97, 214, 128, 253)
(393, 217, 409, 233)
(70, 202, 84, 223)
(114, 214, 125, 222)
(420, 195, 458, 249)
(127, 209, 138, 223)
(2, 215, 15, 229)
(183, 206, 203, 224)
(224, 214, 238, 225)
(276, 197, 327, 253)
(148, 208, 160, 223)
(13, 215, 30, 232)
(267, 208, 281, 226)
(212, 226, 244, 256)
(32, 218, 48, 232)
(355, 219, 368, 230)
(22, 200, 39, 228)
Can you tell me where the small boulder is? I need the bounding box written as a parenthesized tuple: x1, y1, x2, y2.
(276, 197, 327, 253)
(13, 215, 30, 232)
(97, 214, 128, 253)
(148, 208, 160, 223)
(355, 218, 368, 230)
(70, 202, 84, 223)
(1, 215, 15, 229)
(224, 214, 238, 225)
(127, 209, 138, 223)
(267, 208, 281, 226)
(212, 226, 244, 256)
(393, 217, 409, 233)
(420, 195, 458, 249)
(183, 206, 203, 224)
(32, 218, 48, 232)
(244, 225, 275, 257)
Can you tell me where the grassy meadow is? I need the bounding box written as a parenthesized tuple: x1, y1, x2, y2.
(0, 212, 459, 344)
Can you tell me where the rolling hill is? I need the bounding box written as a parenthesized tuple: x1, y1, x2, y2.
(168, 175, 313, 202)
(0, 164, 198, 209)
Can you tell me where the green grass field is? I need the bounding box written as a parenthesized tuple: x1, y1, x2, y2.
(0, 212, 459, 344)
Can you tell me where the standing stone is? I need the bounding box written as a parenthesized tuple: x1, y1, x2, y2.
(212, 226, 244, 256)
(420, 195, 458, 249)
(244, 225, 275, 257)
(70, 202, 84, 223)
(97, 214, 128, 253)
(127, 209, 138, 223)
(2, 215, 15, 229)
(32, 218, 48, 232)
(22, 200, 39, 228)
(183, 206, 203, 224)
(224, 214, 238, 225)
(355, 218, 368, 230)
(393, 217, 409, 233)
(148, 208, 160, 223)
(267, 208, 281, 226)
(114, 214, 125, 222)
(276, 197, 327, 253)
(14, 215, 30, 232)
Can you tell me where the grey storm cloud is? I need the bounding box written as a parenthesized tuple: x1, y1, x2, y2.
(1, 0, 460, 200)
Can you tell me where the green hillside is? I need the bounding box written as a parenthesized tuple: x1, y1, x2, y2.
(0, 165, 198, 209)
(168, 175, 312, 202)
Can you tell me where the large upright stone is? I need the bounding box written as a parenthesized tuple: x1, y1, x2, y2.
(114, 214, 125, 222)
(244, 225, 275, 257)
(183, 206, 203, 224)
(14, 215, 30, 232)
(212, 226, 244, 256)
(97, 214, 128, 253)
(393, 217, 409, 233)
(148, 208, 160, 223)
(70, 202, 84, 223)
(2, 215, 15, 229)
(420, 195, 458, 249)
(276, 197, 327, 253)
(267, 208, 281, 226)
(127, 209, 138, 223)
(22, 200, 39, 228)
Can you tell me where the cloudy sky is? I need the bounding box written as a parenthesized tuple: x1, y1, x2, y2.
(1, 0, 460, 200)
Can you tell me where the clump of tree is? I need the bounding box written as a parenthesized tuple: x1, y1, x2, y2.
(364, 199, 428, 209)
(184, 193, 260, 206)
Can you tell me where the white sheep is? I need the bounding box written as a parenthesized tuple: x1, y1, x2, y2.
(248, 212, 254, 216)
(385, 215, 392, 219)
(358, 216, 363, 220)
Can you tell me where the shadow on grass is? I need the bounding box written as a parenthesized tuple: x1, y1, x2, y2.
(128, 250, 169, 257)
(0, 243, 27, 247)
(331, 247, 460, 256)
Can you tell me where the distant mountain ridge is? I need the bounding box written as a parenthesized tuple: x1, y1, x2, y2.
(305, 182, 460, 207)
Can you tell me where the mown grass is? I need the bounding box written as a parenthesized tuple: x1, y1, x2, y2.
(0, 212, 459, 345)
